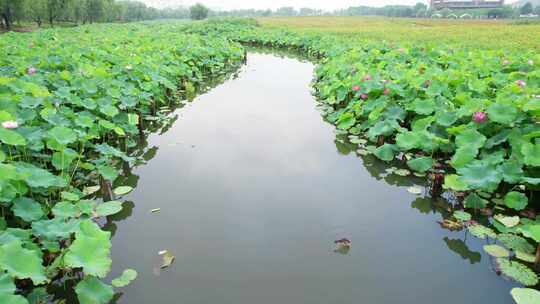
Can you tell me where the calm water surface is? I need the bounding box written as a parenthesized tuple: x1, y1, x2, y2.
(109, 53, 516, 304)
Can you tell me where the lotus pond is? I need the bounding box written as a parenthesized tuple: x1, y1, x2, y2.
(0, 19, 539, 304)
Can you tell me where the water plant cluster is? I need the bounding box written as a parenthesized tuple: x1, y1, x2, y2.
(187, 18, 540, 301)
(0, 22, 244, 303)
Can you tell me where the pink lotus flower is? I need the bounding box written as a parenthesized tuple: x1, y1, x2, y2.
(515, 80, 526, 88)
(528, 60, 534, 66)
(2, 121, 18, 129)
(383, 88, 390, 95)
(363, 74, 372, 81)
(360, 93, 368, 100)
(502, 59, 510, 65)
(352, 85, 360, 92)
(27, 67, 37, 75)
(472, 112, 487, 124)
(381, 79, 389, 84)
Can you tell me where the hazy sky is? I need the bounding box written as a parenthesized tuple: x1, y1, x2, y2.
(142, 0, 432, 10)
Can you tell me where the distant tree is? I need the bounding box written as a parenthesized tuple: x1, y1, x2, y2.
(1, 0, 26, 30)
(189, 3, 208, 20)
(440, 8, 452, 17)
(26, 0, 47, 26)
(520, 2, 534, 15)
(535, 5, 540, 15)
(275, 6, 296, 16)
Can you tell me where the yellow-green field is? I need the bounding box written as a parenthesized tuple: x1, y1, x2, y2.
(256, 16, 540, 50)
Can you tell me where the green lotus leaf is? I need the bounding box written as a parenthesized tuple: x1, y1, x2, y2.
(497, 234, 535, 254)
(499, 160, 524, 184)
(409, 99, 435, 115)
(77, 200, 98, 215)
(515, 251, 536, 263)
(0, 128, 26, 146)
(111, 269, 138, 288)
(15, 163, 67, 189)
(0, 272, 16, 294)
(406, 156, 433, 173)
(457, 161, 502, 192)
(453, 210, 471, 222)
(12, 197, 44, 222)
(65, 220, 112, 278)
(455, 128, 486, 150)
(483, 244, 510, 258)
(95, 201, 123, 217)
(522, 143, 540, 166)
(511, 288, 540, 304)
(75, 276, 114, 304)
(443, 174, 470, 191)
(113, 186, 133, 196)
(487, 103, 518, 125)
(48, 126, 77, 145)
(504, 192, 528, 211)
(497, 258, 538, 286)
(395, 131, 421, 151)
(32, 218, 80, 241)
(374, 144, 395, 161)
(52, 201, 80, 219)
(468, 224, 496, 239)
(336, 112, 356, 130)
(60, 191, 80, 202)
(52, 148, 79, 171)
(0, 294, 28, 304)
(450, 146, 478, 168)
(435, 111, 458, 127)
(97, 165, 118, 181)
(463, 193, 487, 209)
(0, 240, 47, 285)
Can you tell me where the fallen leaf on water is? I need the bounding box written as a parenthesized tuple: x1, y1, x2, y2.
(151, 208, 161, 213)
(437, 219, 463, 231)
(407, 186, 422, 195)
(333, 238, 352, 255)
(159, 250, 175, 269)
(113, 186, 133, 196)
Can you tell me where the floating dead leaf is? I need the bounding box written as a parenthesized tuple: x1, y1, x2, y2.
(151, 208, 161, 213)
(159, 250, 175, 269)
(437, 219, 463, 231)
(407, 186, 422, 195)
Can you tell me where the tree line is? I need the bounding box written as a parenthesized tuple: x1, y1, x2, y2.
(0, 0, 192, 30)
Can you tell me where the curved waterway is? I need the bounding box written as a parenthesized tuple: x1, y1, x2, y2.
(108, 52, 516, 304)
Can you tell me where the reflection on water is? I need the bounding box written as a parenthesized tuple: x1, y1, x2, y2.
(103, 52, 517, 304)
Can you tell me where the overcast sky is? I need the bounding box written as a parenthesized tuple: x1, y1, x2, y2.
(142, 0, 431, 10)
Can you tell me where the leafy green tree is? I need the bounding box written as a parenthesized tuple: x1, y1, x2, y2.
(26, 0, 48, 27)
(1, 0, 25, 30)
(520, 2, 534, 15)
(189, 3, 208, 20)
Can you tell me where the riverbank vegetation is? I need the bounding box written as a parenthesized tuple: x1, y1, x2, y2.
(1, 16, 539, 303)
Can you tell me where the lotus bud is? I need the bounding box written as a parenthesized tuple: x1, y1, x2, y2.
(27, 67, 37, 75)
(472, 111, 487, 124)
(2, 121, 18, 129)
(352, 85, 360, 92)
(515, 80, 526, 88)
